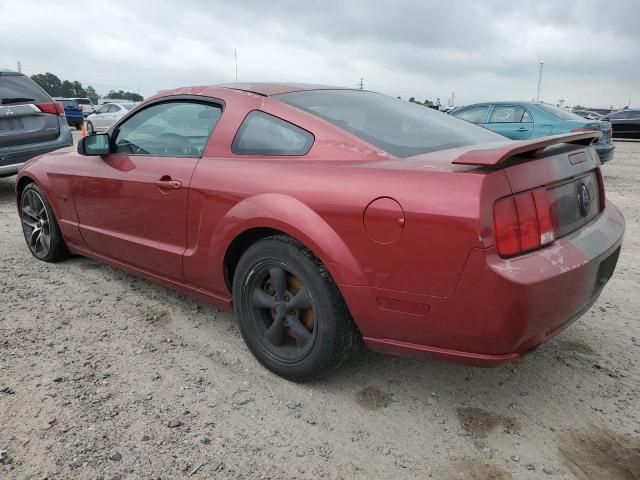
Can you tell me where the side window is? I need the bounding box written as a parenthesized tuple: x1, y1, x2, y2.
(489, 106, 527, 123)
(232, 111, 314, 156)
(454, 106, 489, 124)
(96, 105, 109, 114)
(114, 101, 222, 157)
(522, 109, 533, 123)
(109, 105, 120, 113)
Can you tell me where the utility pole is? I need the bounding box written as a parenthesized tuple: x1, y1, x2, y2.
(451, 91, 455, 107)
(17, 61, 22, 73)
(536, 62, 544, 102)
(358, 78, 364, 90)
(234, 49, 238, 83)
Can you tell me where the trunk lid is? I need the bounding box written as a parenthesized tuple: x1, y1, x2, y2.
(454, 132, 604, 246)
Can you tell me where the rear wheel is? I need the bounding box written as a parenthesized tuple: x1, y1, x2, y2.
(20, 183, 70, 262)
(233, 235, 360, 381)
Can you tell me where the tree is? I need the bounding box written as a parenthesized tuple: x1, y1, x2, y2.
(106, 90, 143, 102)
(30, 72, 62, 97)
(409, 97, 416, 103)
(85, 86, 99, 104)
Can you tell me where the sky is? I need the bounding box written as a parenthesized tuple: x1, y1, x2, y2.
(1, 0, 638, 108)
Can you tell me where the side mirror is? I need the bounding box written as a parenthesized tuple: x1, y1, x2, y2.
(77, 133, 110, 155)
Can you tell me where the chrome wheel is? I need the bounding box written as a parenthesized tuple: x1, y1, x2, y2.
(21, 189, 51, 258)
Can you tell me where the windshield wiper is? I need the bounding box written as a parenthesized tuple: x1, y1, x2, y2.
(1, 97, 35, 105)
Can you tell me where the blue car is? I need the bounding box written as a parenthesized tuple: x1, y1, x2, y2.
(55, 98, 84, 130)
(450, 102, 615, 163)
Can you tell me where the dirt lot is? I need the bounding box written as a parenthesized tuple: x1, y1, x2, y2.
(1, 141, 639, 480)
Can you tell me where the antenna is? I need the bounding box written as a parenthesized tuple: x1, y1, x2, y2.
(234, 49, 238, 83)
(536, 62, 544, 101)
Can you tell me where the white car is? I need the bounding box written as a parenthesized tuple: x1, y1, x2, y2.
(86, 103, 136, 133)
(72, 97, 96, 116)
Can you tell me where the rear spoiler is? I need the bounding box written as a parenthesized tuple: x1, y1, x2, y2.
(452, 131, 601, 167)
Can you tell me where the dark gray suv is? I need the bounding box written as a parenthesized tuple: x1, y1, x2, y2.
(1, 70, 73, 177)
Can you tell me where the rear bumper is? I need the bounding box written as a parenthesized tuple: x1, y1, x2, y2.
(65, 116, 84, 126)
(342, 201, 625, 366)
(594, 142, 615, 163)
(0, 119, 72, 176)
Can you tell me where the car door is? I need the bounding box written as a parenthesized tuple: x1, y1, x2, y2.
(71, 99, 222, 280)
(481, 105, 534, 140)
(92, 104, 111, 130)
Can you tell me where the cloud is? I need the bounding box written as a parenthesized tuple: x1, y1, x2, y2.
(1, 0, 637, 107)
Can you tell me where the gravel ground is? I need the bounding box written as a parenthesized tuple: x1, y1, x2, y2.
(0, 141, 639, 480)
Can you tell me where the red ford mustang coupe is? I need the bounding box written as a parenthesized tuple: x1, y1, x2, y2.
(16, 83, 624, 380)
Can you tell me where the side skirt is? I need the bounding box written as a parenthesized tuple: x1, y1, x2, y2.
(66, 241, 233, 311)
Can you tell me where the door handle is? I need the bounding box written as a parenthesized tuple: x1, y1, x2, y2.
(153, 179, 182, 190)
(516, 127, 529, 132)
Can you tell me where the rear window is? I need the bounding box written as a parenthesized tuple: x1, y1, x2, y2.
(536, 104, 587, 121)
(0, 73, 51, 104)
(277, 90, 502, 157)
(232, 111, 314, 156)
(59, 100, 79, 108)
(122, 103, 135, 110)
(75, 98, 91, 105)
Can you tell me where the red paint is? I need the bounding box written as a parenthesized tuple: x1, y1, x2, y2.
(16, 83, 624, 367)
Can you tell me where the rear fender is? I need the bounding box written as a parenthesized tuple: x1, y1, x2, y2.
(214, 193, 367, 289)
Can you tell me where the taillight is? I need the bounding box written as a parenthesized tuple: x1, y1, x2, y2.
(493, 188, 555, 257)
(35, 102, 65, 116)
(596, 166, 606, 208)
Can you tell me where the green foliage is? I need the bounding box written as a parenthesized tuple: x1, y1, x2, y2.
(30, 72, 139, 104)
(105, 90, 144, 102)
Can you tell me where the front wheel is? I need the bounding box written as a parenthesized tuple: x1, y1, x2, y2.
(233, 235, 360, 381)
(20, 183, 70, 262)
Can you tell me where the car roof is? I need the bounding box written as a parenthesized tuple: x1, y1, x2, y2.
(0, 69, 22, 76)
(217, 82, 351, 96)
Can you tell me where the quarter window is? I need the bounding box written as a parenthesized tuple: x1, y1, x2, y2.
(114, 101, 221, 157)
(232, 111, 314, 156)
(455, 106, 489, 124)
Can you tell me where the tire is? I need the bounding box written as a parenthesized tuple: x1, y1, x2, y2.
(86, 121, 94, 135)
(19, 183, 70, 263)
(233, 235, 360, 381)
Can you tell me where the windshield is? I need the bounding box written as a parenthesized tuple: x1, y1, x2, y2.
(276, 90, 503, 157)
(59, 100, 79, 108)
(75, 98, 91, 105)
(537, 104, 587, 121)
(0, 73, 50, 104)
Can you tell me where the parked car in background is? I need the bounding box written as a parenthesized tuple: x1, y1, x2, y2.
(0, 69, 72, 177)
(72, 97, 96, 116)
(15, 83, 623, 380)
(604, 109, 640, 139)
(54, 98, 84, 130)
(451, 102, 615, 163)
(86, 102, 136, 134)
(572, 110, 604, 121)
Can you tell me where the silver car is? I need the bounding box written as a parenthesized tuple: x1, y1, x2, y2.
(86, 103, 136, 134)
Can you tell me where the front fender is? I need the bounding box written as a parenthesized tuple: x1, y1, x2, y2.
(212, 193, 367, 289)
